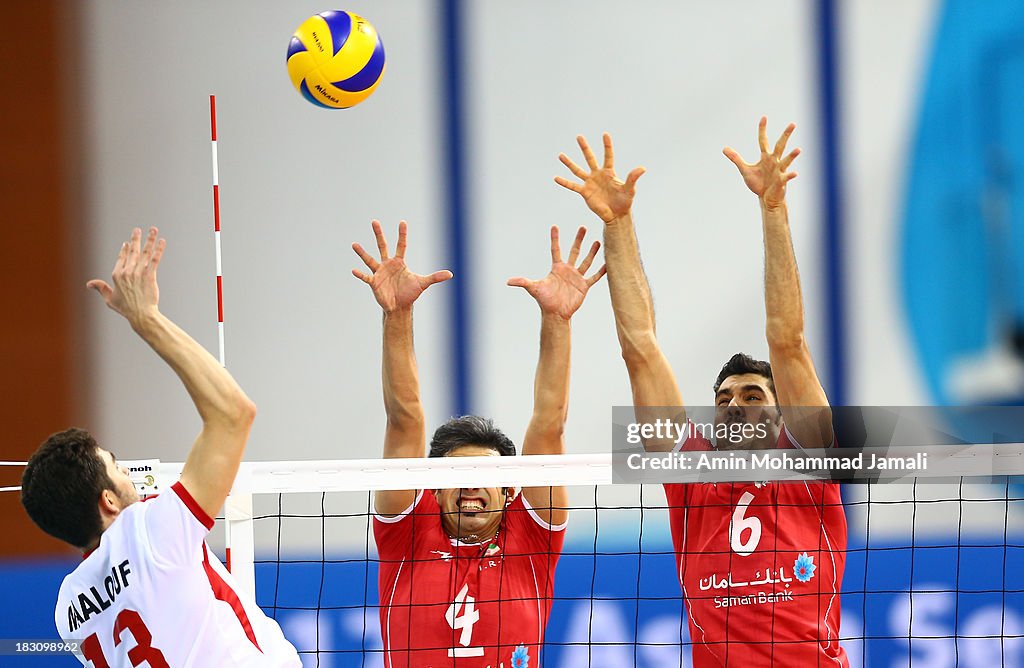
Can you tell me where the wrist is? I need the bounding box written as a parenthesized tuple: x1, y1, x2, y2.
(540, 310, 572, 324)
(760, 199, 787, 214)
(604, 212, 633, 227)
(128, 308, 162, 333)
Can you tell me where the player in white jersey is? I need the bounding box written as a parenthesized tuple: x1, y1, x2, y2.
(21, 228, 300, 667)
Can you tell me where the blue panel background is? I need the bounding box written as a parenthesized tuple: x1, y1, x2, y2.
(902, 0, 1024, 404)
(7, 537, 1022, 667)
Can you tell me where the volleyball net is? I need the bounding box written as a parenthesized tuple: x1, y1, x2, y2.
(120, 440, 1024, 668)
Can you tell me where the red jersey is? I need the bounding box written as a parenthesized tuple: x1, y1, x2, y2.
(665, 425, 849, 667)
(374, 489, 564, 668)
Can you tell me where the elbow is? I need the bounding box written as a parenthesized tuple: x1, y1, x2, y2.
(209, 395, 256, 430)
(386, 401, 425, 431)
(620, 332, 662, 370)
(240, 398, 257, 423)
(233, 397, 257, 427)
(765, 328, 807, 356)
(528, 414, 566, 441)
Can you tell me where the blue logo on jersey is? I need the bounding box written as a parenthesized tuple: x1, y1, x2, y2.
(511, 644, 529, 667)
(794, 552, 816, 583)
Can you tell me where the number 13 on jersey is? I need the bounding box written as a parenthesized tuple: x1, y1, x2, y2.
(81, 609, 168, 667)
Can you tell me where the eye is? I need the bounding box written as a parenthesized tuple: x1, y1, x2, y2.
(747, 395, 761, 402)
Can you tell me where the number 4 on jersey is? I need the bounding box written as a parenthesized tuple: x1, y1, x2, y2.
(445, 583, 483, 657)
(729, 491, 762, 556)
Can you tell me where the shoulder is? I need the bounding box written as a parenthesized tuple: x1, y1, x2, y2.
(676, 421, 714, 453)
(167, 481, 215, 529)
(662, 482, 686, 501)
(374, 489, 438, 526)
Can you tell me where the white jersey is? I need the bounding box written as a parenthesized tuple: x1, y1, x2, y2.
(55, 482, 300, 667)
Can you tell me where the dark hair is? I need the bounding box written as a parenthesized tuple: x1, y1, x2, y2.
(429, 416, 517, 458)
(713, 352, 776, 399)
(21, 428, 115, 548)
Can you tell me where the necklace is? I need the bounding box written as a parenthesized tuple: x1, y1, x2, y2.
(482, 527, 501, 556)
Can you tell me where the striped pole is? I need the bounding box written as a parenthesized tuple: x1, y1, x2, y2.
(209, 93, 247, 577)
(211, 94, 239, 576)
(210, 95, 225, 367)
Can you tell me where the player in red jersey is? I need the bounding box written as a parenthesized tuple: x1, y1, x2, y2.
(556, 120, 849, 666)
(352, 220, 605, 668)
(21, 228, 300, 667)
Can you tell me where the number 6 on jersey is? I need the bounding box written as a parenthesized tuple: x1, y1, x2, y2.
(730, 491, 762, 556)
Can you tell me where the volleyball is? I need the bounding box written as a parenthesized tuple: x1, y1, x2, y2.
(287, 10, 386, 109)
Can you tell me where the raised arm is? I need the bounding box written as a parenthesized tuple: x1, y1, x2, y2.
(556, 134, 684, 451)
(87, 227, 256, 521)
(508, 226, 605, 524)
(724, 117, 833, 447)
(352, 220, 452, 515)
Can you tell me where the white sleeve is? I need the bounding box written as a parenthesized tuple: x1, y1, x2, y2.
(140, 481, 214, 567)
(518, 492, 567, 532)
(373, 490, 424, 523)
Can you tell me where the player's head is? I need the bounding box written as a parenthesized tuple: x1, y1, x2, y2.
(429, 416, 516, 542)
(712, 353, 782, 450)
(21, 428, 140, 550)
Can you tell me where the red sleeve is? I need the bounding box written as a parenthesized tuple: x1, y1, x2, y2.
(372, 490, 439, 560)
(663, 481, 687, 508)
(503, 493, 565, 554)
(664, 422, 710, 508)
(672, 420, 714, 453)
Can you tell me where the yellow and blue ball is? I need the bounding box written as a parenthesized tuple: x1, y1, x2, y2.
(287, 10, 386, 109)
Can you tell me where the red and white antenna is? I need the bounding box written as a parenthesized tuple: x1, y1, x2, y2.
(210, 97, 254, 588)
(210, 95, 225, 367)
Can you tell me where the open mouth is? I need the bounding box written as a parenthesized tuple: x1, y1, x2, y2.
(459, 498, 486, 514)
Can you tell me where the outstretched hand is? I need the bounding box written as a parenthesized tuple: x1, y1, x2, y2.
(352, 220, 453, 313)
(87, 227, 165, 326)
(508, 226, 606, 320)
(723, 116, 800, 209)
(555, 133, 645, 223)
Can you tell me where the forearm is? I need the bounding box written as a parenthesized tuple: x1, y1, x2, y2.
(762, 201, 806, 349)
(132, 310, 254, 425)
(524, 313, 571, 444)
(761, 199, 831, 419)
(603, 213, 659, 359)
(604, 213, 683, 420)
(521, 315, 570, 519)
(381, 308, 425, 457)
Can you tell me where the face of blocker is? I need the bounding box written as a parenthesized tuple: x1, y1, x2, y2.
(713, 373, 783, 450)
(434, 445, 510, 543)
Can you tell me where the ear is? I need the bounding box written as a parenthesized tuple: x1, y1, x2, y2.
(98, 489, 122, 518)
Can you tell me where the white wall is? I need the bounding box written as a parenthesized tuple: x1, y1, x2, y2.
(466, 0, 824, 458)
(75, 1, 986, 551)
(80, 1, 450, 463)
(79, 1, 944, 464)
